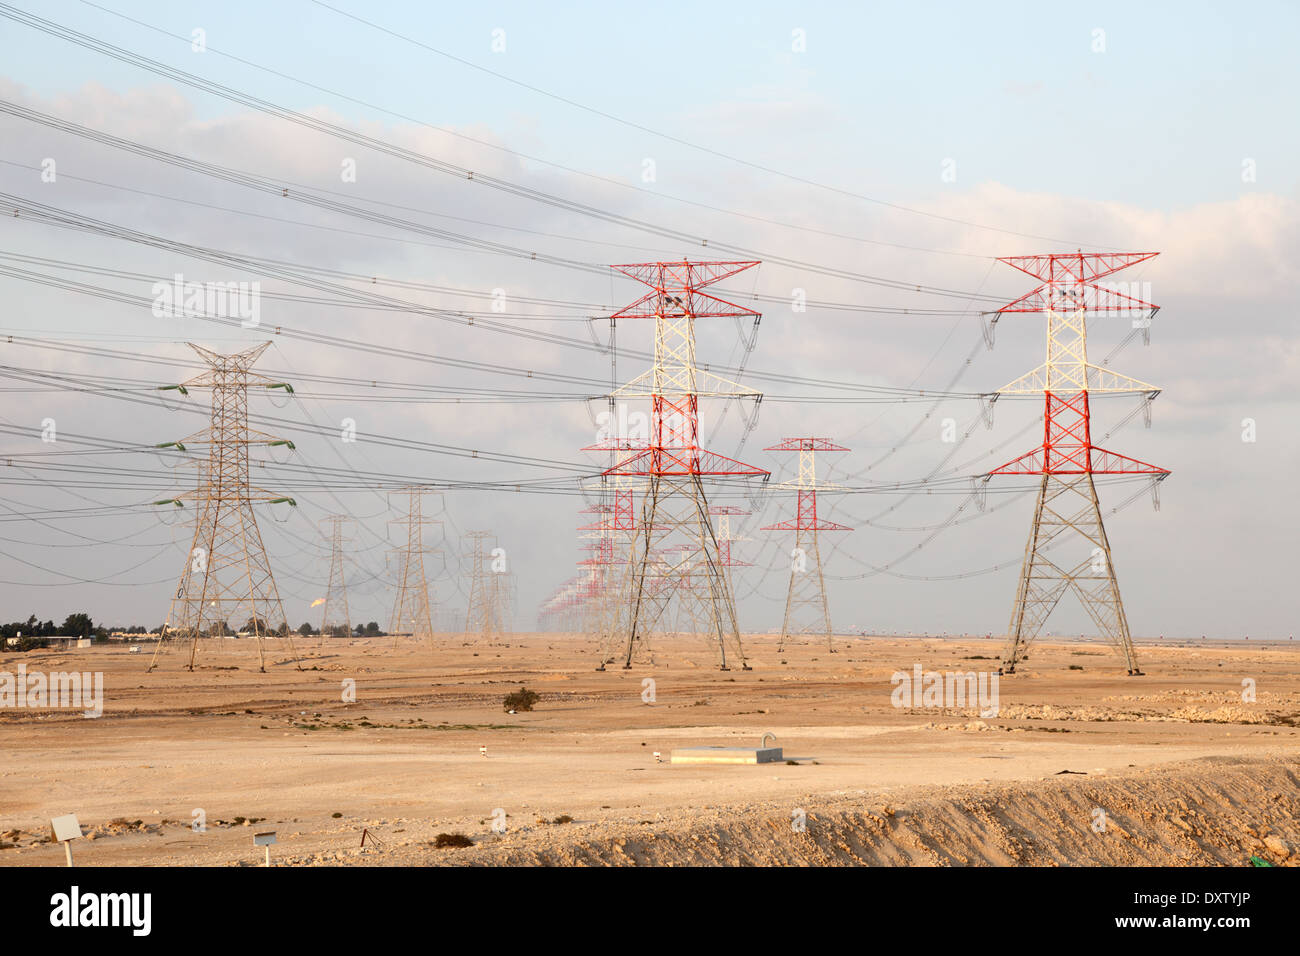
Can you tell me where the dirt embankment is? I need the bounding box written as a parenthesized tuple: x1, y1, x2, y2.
(429, 756, 1299, 866)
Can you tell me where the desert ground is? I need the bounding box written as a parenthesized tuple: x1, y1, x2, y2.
(1, 633, 1297, 866)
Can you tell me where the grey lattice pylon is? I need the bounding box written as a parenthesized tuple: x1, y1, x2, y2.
(149, 342, 299, 674)
(464, 531, 508, 639)
(387, 487, 438, 649)
(319, 514, 352, 644)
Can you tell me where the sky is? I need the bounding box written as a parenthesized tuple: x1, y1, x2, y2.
(0, 0, 1296, 639)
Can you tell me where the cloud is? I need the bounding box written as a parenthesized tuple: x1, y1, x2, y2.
(0, 75, 1294, 638)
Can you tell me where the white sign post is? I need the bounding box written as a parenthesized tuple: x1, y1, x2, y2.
(50, 813, 82, 867)
(254, 830, 277, 867)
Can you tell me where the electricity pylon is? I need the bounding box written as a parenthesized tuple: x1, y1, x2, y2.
(595, 260, 770, 670)
(762, 438, 851, 652)
(584, 490, 636, 668)
(149, 342, 299, 673)
(495, 569, 516, 633)
(665, 505, 752, 640)
(984, 253, 1168, 675)
(701, 503, 751, 634)
(388, 487, 437, 648)
(538, 577, 581, 631)
(319, 515, 352, 644)
(463, 531, 506, 638)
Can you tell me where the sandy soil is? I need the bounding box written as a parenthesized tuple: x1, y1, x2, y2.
(1, 634, 1296, 866)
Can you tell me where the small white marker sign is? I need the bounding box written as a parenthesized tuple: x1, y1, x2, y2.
(254, 830, 277, 867)
(50, 813, 82, 866)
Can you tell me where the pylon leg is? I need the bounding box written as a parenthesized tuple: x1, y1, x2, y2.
(778, 560, 797, 654)
(622, 476, 663, 668)
(813, 528, 834, 653)
(591, 515, 638, 669)
(1003, 473, 1140, 674)
(688, 475, 747, 670)
(777, 527, 834, 653)
(618, 475, 745, 669)
(145, 623, 166, 673)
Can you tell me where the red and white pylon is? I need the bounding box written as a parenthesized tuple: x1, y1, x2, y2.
(985, 252, 1168, 675)
(594, 260, 770, 669)
(762, 438, 851, 652)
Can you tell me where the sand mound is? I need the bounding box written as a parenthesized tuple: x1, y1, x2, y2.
(429, 756, 1299, 866)
(998, 702, 1294, 724)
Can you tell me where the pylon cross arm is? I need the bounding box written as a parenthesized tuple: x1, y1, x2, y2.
(603, 446, 770, 478)
(1088, 446, 1169, 474)
(610, 287, 761, 321)
(1085, 365, 1158, 393)
(761, 518, 851, 532)
(612, 260, 760, 292)
(764, 438, 849, 453)
(999, 252, 1158, 284)
(996, 362, 1157, 396)
(996, 282, 1158, 315)
(613, 368, 760, 399)
(989, 445, 1168, 475)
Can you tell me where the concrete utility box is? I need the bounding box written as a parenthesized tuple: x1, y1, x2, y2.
(670, 745, 783, 765)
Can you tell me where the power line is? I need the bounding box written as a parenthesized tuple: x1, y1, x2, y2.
(83, 0, 1050, 258)
(304, 0, 1117, 251)
(0, 244, 995, 400)
(0, 17, 1012, 301)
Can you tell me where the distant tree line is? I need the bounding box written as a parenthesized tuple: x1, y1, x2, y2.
(1, 612, 386, 648)
(0, 613, 136, 640)
(297, 621, 384, 638)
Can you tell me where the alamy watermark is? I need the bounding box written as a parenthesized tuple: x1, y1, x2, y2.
(0, 664, 103, 718)
(49, 886, 150, 936)
(151, 273, 260, 328)
(890, 664, 999, 718)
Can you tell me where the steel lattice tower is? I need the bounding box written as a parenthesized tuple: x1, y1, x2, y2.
(986, 253, 1168, 675)
(149, 342, 299, 673)
(388, 487, 437, 648)
(538, 578, 582, 632)
(319, 514, 352, 643)
(576, 501, 619, 639)
(706, 503, 750, 632)
(464, 530, 508, 638)
(664, 504, 752, 640)
(762, 438, 851, 652)
(596, 260, 770, 670)
(588, 490, 636, 668)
